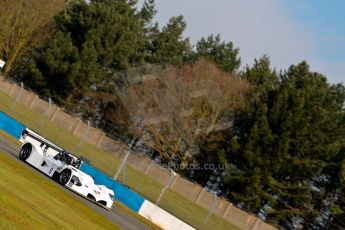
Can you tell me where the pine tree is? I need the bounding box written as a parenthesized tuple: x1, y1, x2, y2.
(191, 34, 241, 74)
(26, 0, 145, 116)
(222, 59, 345, 228)
(145, 15, 191, 66)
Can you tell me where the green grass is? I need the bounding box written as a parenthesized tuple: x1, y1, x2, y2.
(0, 91, 240, 230)
(160, 189, 240, 230)
(114, 201, 164, 230)
(0, 132, 165, 230)
(0, 152, 119, 230)
(0, 130, 22, 146)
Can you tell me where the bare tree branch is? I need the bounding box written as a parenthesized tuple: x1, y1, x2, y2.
(0, 0, 65, 74)
(115, 59, 250, 163)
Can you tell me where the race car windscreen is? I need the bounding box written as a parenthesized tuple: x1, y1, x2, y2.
(54, 152, 73, 165)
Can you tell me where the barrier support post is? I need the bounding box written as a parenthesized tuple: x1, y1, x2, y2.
(114, 138, 137, 180)
(9, 82, 24, 114)
(37, 98, 52, 128)
(76, 120, 90, 151)
(201, 192, 217, 230)
(156, 169, 176, 205)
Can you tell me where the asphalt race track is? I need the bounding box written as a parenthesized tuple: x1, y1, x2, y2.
(0, 136, 150, 230)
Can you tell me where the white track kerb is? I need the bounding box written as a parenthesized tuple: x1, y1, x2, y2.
(138, 200, 195, 230)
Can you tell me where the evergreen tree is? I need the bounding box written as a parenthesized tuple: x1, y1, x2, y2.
(145, 15, 191, 66)
(222, 58, 345, 228)
(27, 32, 80, 105)
(25, 0, 192, 122)
(26, 0, 145, 118)
(191, 34, 241, 74)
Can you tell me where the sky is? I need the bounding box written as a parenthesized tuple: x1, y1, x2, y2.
(141, 0, 345, 84)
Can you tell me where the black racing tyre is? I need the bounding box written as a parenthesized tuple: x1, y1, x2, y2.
(52, 172, 60, 182)
(97, 200, 107, 206)
(87, 194, 96, 202)
(59, 169, 72, 185)
(19, 143, 32, 161)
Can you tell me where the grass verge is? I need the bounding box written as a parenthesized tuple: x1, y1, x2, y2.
(0, 90, 240, 230)
(114, 201, 164, 230)
(0, 131, 165, 230)
(0, 130, 21, 146)
(0, 152, 119, 230)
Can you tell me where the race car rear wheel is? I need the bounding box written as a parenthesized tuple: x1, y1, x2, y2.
(59, 169, 72, 185)
(19, 143, 32, 161)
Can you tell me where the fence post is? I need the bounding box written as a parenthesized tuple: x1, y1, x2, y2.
(9, 82, 24, 114)
(114, 138, 136, 180)
(144, 160, 154, 175)
(53, 113, 66, 143)
(29, 95, 38, 109)
(222, 202, 233, 218)
(201, 192, 217, 230)
(37, 97, 52, 128)
(195, 187, 204, 203)
(114, 138, 137, 180)
(76, 120, 90, 151)
(47, 98, 52, 115)
(156, 169, 176, 205)
(96, 133, 105, 148)
(114, 147, 131, 180)
(50, 107, 60, 122)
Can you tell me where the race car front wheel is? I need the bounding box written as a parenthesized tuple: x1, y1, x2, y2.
(59, 169, 72, 185)
(19, 143, 32, 161)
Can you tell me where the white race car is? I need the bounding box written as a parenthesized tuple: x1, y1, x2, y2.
(19, 129, 114, 210)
